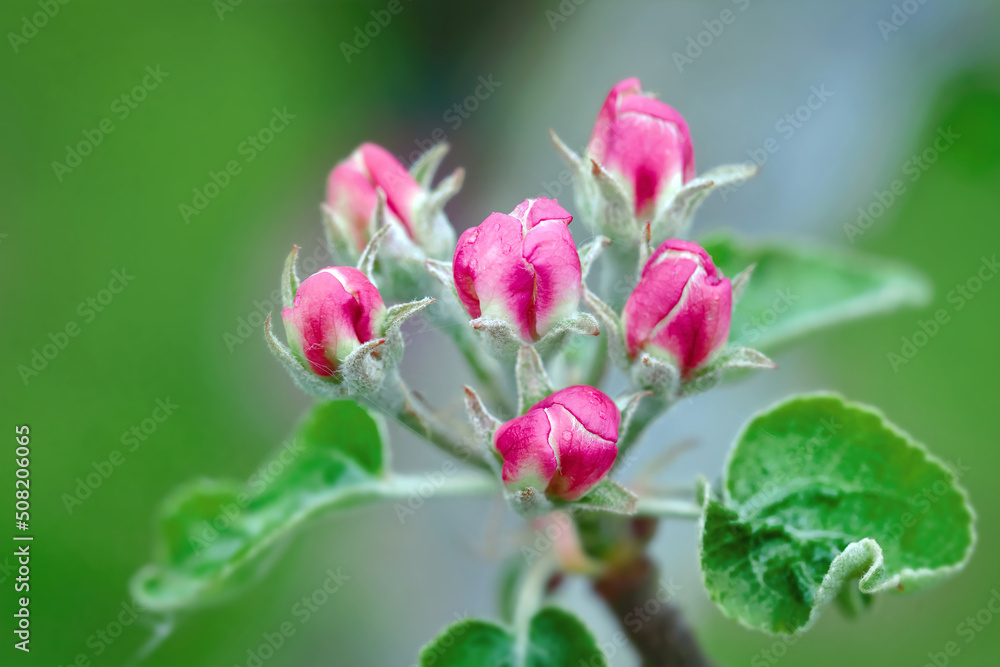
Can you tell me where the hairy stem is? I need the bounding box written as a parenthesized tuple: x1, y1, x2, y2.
(367, 377, 494, 472)
(513, 553, 559, 662)
(634, 496, 702, 520)
(582, 332, 609, 388)
(618, 395, 672, 460)
(448, 322, 516, 416)
(385, 473, 497, 498)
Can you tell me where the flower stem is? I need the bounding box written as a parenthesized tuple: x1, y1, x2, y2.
(582, 332, 609, 388)
(448, 323, 516, 416)
(634, 496, 702, 520)
(366, 377, 494, 472)
(383, 472, 498, 498)
(617, 394, 673, 460)
(513, 552, 559, 662)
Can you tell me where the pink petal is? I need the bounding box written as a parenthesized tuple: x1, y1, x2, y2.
(522, 219, 582, 338)
(494, 410, 558, 491)
(534, 385, 621, 443)
(510, 197, 573, 230)
(326, 155, 378, 251)
(652, 274, 731, 375)
(623, 255, 698, 357)
(586, 78, 696, 218)
(453, 213, 536, 341)
(588, 77, 643, 162)
(360, 143, 421, 238)
(323, 266, 386, 342)
(280, 267, 385, 376)
(543, 404, 618, 501)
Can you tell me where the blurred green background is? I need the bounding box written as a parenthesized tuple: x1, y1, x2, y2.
(1, 1, 997, 665)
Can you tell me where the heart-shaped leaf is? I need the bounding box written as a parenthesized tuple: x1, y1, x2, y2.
(699, 394, 975, 634)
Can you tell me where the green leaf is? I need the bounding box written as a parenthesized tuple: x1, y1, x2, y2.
(561, 479, 637, 515)
(700, 232, 931, 350)
(699, 394, 975, 634)
(419, 607, 607, 667)
(131, 400, 387, 611)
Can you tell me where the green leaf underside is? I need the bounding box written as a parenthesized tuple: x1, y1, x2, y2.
(132, 400, 386, 611)
(419, 607, 607, 667)
(700, 233, 931, 350)
(563, 479, 637, 515)
(699, 394, 974, 634)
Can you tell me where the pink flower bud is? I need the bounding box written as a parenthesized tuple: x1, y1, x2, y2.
(588, 78, 695, 219)
(622, 239, 731, 378)
(493, 386, 620, 501)
(326, 143, 422, 250)
(453, 197, 582, 342)
(281, 267, 386, 376)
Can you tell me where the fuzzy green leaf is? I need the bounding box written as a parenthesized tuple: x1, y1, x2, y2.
(563, 479, 637, 515)
(699, 394, 975, 634)
(131, 400, 387, 611)
(701, 233, 931, 350)
(419, 607, 606, 667)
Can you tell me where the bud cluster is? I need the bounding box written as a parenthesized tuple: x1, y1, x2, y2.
(265, 76, 773, 508)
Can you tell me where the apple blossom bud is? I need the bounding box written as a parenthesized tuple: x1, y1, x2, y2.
(493, 385, 620, 501)
(588, 78, 695, 219)
(622, 239, 731, 378)
(326, 142, 424, 251)
(453, 197, 582, 342)
(281, 266, 386, 376)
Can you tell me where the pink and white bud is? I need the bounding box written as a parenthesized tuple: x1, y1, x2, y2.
(622, 239, 731, 378)
(326, 142, 423, 251)
(588, 78, 695, 219)
(281, 266, 386, 376)
(493, 385, 620, 501)
(453, 197, 582, 342)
